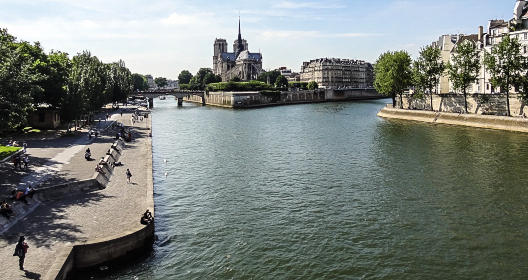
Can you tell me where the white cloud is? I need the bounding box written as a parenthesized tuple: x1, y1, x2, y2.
(260, 30, 382, 39)
(273, 1, 345, 9)
(161, 12, 214, 25)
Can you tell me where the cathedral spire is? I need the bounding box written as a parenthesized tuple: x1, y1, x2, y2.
(236, 16, 244, 57)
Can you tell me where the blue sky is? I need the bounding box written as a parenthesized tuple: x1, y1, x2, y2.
(0, 0, 514, 79)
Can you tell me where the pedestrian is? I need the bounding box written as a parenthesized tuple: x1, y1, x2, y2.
(126, 168, 132, 183)
(13, 236, 29, 270)
(23, 155, 29, 169)
(22, 142, 27, 153)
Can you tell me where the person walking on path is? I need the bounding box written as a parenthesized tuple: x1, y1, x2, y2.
(13, 236, 29, 270)
(126, 168, 132, 183)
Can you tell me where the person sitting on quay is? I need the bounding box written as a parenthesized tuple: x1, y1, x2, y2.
(98, 157, 108, 166)
(11, 189, 28, 204)
(106, 149, 112, 156)
(140, 209, 154, 225)
(111, 161, 123, 168)
(85, 148, 92, 161)
(95, 165, 105, 174)
(24, 185, 35, 199)
(1, 200, 14, 219)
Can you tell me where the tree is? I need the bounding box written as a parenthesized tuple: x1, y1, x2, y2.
(132, 73, 148, 91)
(307, 81, 319, 90)
(258, 70, 280, 84)
(203, 72, 217, 85)
(374, 51, 413, 108)
(448, 40, 481, 114)
(412, 45, 444, 111)
(275, 75, 288, 89)
(154, 77, 168, 88)
(0, 28, 39, 130)
(484, 35, 526, 116)
(178, 70, 193, 84)
(106, 60, 132, 103)
(230, 76, 241, 82)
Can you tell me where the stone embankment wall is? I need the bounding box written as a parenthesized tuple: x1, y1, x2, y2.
(397, 93, 526, 116)
(378, 105, 528, 133)
(184, 89, 382, 108)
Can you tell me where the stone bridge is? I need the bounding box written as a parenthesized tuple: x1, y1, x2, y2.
(134, 89, 205, 107)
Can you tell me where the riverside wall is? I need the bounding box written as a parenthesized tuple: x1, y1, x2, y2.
(396, 93, 526, 116)
(378, 105, 528, 133)
(184, 88, 382, 108)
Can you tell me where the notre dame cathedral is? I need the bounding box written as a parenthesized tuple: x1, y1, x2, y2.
(213, 19, 263, 81)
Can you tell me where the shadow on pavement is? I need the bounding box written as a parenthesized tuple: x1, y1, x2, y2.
(2, 191, 115, 248)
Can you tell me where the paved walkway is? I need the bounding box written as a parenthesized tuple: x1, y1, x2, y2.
(0, 108, 152, 279)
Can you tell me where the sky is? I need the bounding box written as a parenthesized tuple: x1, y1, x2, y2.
(0, 0, 515, 79)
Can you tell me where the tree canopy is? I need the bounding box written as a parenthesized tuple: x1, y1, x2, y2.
(0, 28, 134, 131)
(275, 75, 288, 89)
(154, 77, 168, 88)
(374, 51, 413, 108)
(258, 70, 281, 85)
(178, 70, 193, 84)
(132, 73, 148, 91)
(413, 45, 444, 110)
(307, 81, 319, 90)
(484, 35, 526, 116)
(448, 40, 481, 113)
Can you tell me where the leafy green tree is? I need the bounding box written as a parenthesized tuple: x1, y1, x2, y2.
(230, 76, 241, 82)
(44, 51, 71, 108)
(412, 45, 444, 111)
(275, 75, 288, 89)
(307, 81, 319, 90)
(106, 60, 132, 103)
(258, 70, 280, 84)
(154, 77, 168, 88)
(178, 70, 193, 84)
(203, 73, 218, 85)
(374, 51, 413, 108)
(484, 35, 526, 116)
(132, 73, 148, 91)
(66, 51, 107, 124)
(448, 40, 481, 114)
(0, 28, 39, 130)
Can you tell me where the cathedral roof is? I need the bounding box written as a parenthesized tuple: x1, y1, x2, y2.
(236, 50, 262, 61)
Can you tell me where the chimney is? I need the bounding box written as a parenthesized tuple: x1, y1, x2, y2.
(478, 26, 484, 42)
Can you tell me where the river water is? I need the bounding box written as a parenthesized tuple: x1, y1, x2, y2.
(97, 99, 528, 279)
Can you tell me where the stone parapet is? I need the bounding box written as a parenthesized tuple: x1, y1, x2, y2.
(378, 106, 528, 133)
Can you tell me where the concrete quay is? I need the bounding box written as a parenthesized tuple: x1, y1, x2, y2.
(0, 108, 154, 280)
(378, 105, 528, 133)
(184, 88, 383, 108)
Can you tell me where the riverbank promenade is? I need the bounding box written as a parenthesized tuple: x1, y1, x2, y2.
(0, 108, 153, 279)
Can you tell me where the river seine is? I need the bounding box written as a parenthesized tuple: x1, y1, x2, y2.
(98, 98, 528, 279)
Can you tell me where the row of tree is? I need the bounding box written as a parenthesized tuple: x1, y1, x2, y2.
(0, 28, 135, 131)
(375, 35, 528, 116)
(177, 69, 318, 91)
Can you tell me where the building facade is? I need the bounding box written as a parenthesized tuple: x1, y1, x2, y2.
(433, 1, 528, 95)
(300, 58, 374, 89)
(213, 19, 263, 81)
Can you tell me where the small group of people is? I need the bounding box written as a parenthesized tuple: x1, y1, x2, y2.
(1, 200, 14, 219)
(12, 154, 29, 170)
(140, 209, 154, 225)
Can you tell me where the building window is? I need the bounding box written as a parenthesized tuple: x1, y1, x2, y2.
(525, 33, 528, 40)
(524, 46, 527, 54)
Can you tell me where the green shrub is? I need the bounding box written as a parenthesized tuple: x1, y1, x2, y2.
(289, 82, 309, 90)
(179, 84, 191, 90)
(0, 146, 21, 160)
(207, 81, 273, 92)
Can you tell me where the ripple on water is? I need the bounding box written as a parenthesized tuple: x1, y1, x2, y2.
(89, 100, 528, 280)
